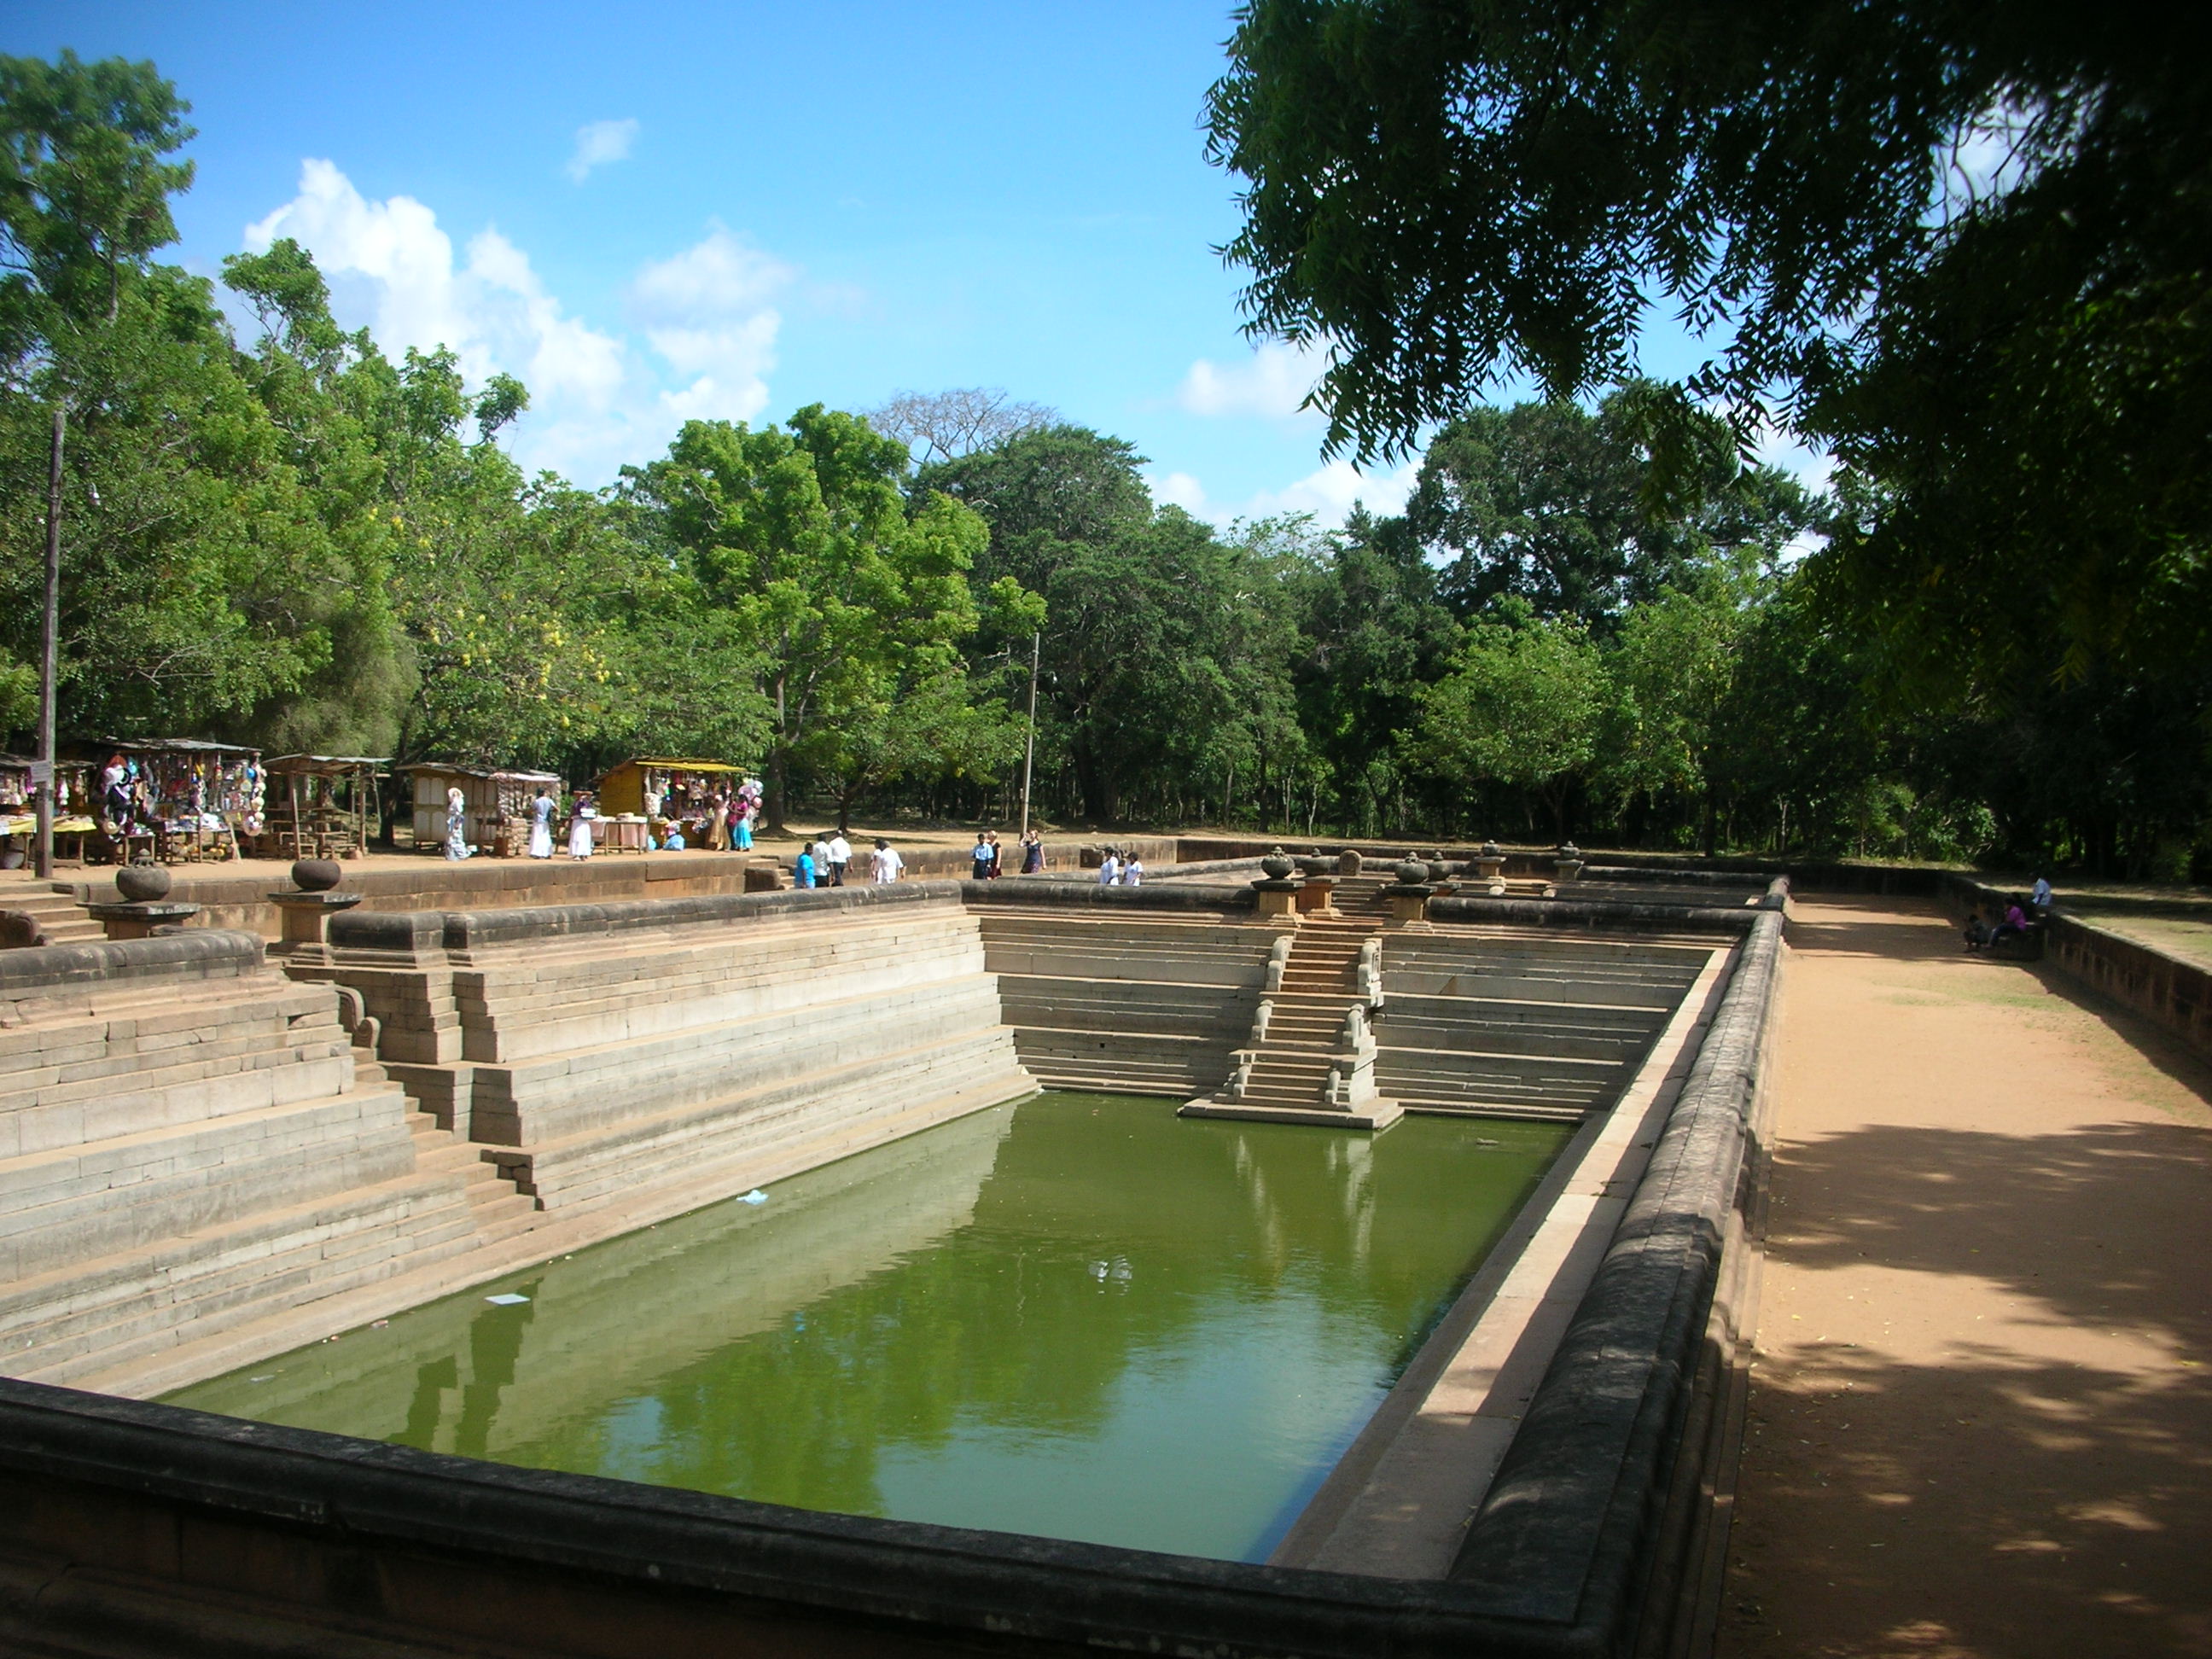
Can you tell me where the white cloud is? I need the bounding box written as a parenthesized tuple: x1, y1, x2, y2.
(566, 118, 638, 183)
(630, 227, 794, 424)
(242, 164, 805, 483)
(1150, 457, 1418, 530)
(1174, 340, 1329, 421)
(246, 159, 627, 405)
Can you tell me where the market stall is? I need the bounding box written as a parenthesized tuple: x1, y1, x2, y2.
(88, 739, 263, 863)
(263, 754, 387, 859)
(402, 763, 563, 858)
(594, 758, 752, 847)
(0, 755, 96, 869)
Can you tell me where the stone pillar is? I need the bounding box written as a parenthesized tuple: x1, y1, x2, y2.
(1382, 858, 1434, 927)
(86, 900, 201, 940)
(267, 860, 364, 963)
(1295, 876, 1337, 915)
(1469, 841, 1507, 892)
(1251, 847, 1304, 925)
(85, 862, 200, 940)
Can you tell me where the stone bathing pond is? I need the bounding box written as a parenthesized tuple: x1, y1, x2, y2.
(167, 1091, 1570, 1563)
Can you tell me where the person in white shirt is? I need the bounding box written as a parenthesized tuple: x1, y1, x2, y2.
(1122, 853, 1144, 886)
(827, 832, 853, 886)
(870, 837, 904, 882)
(811, 835, 835, 887)
(2030, 875, 2053, 911)
(1097, 849, 1121, 886)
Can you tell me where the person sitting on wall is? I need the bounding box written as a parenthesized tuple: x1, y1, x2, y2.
(2031, 874, 2054, 911)
(1988, 897, 2033, 947)
(1963, 911, 1989, 952)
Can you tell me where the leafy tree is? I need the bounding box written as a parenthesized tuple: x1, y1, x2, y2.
(1414, 604, 1604, 839)
(1204, 0, 2211, 714)
(1289, 506, 1458, 834)
(628, 407, 1000, 828)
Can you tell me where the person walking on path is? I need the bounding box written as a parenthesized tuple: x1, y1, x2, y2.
(566, 793, 597, 859)
(731, 798, 753, 851)
(827, 830, 852, 886)
(870, 837, 904, 883)
(971, 833, 995, 881)
(794, 844, 817, 888)
(1097, 847, 1121, 886)
(1121, 852, 1143, 886)
(443, 785, 474, 860)
(527, 785, 556, 859)
(986, 831, 1004, 878)
(810, 833, 835, 888)
(1021, 829, 1044, 874)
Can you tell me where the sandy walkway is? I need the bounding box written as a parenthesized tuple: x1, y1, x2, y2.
(1718, 897, 2212, 1657)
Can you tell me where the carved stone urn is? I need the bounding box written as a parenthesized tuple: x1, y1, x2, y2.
(114, 861, 171, 903)
(1553, 841, 1585, 883)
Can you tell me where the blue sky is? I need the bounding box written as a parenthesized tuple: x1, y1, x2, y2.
(4, 3, 1807, 522)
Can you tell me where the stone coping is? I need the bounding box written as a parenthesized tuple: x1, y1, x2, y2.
(327, 876, 1257, 956)
(1428, 879, 1784, 934)
(1450, 905, 1783, 1615)
(0, 927, 265, 994)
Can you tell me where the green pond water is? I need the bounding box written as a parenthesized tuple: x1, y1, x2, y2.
(168, 1091, 1570, 1562)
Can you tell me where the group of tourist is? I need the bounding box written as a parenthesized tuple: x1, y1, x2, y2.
(1962, 876, 2053, 953)
(966, 830, 1045, 880)
(1094, 846, 1144, 886)
(643, 777, 763, 853)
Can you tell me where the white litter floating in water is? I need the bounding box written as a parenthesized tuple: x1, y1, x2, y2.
(739, 1189, 768, 1205)
(484, 1293, 530, 1306)
(248, 1375, 274, 1382)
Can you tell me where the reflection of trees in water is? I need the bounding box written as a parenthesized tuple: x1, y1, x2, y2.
(555, 1099, 1561, 1516)
(171, 1095, 1565, 1526)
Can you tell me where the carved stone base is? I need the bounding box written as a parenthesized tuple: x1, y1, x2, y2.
(1178, 1097, 1405, 1132)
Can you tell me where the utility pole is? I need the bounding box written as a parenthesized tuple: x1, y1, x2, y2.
(1018, 629, 1040, 841)
(34, 405, 63, 882)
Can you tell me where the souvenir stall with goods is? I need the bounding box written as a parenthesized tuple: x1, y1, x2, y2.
(593, 758, 752, 849)
(90, 739, 264, 863)
(0, 755, 96, 869)
(262, 755, 387, 859)
(403, 763, 564, 858)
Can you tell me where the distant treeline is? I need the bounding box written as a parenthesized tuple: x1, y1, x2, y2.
(3, 52, 2204, 876)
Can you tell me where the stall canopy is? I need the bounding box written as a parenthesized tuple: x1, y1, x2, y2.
(595, 759, 750, 819)
(265, 754, 388, 860)
(0, 754, 96, 861)
(399, 763, 564, 856)
(88, 738, 264, 862)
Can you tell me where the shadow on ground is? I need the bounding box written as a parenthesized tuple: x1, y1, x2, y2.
(1722, 896, 2212, 1656)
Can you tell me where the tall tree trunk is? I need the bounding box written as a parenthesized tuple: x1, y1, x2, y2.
(34, 405, 63, 882)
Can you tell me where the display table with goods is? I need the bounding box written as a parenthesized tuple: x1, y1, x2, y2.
(88, 740, 263, 864)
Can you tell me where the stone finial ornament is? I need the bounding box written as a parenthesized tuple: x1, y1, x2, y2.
(291, 859, 343, 893)
(1260, 847, 1295, 881)
(114, 862, 171, 903)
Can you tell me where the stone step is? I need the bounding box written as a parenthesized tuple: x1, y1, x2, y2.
(0, 1164, 494, 1378)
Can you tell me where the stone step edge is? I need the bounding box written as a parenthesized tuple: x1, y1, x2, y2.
(65, 1071, 1045, 1401)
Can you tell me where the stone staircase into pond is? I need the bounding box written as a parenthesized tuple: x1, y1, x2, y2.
(0, 931, 543, 1388)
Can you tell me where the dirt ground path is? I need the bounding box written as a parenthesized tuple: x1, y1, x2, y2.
(1718, 896, 2212, 1659)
